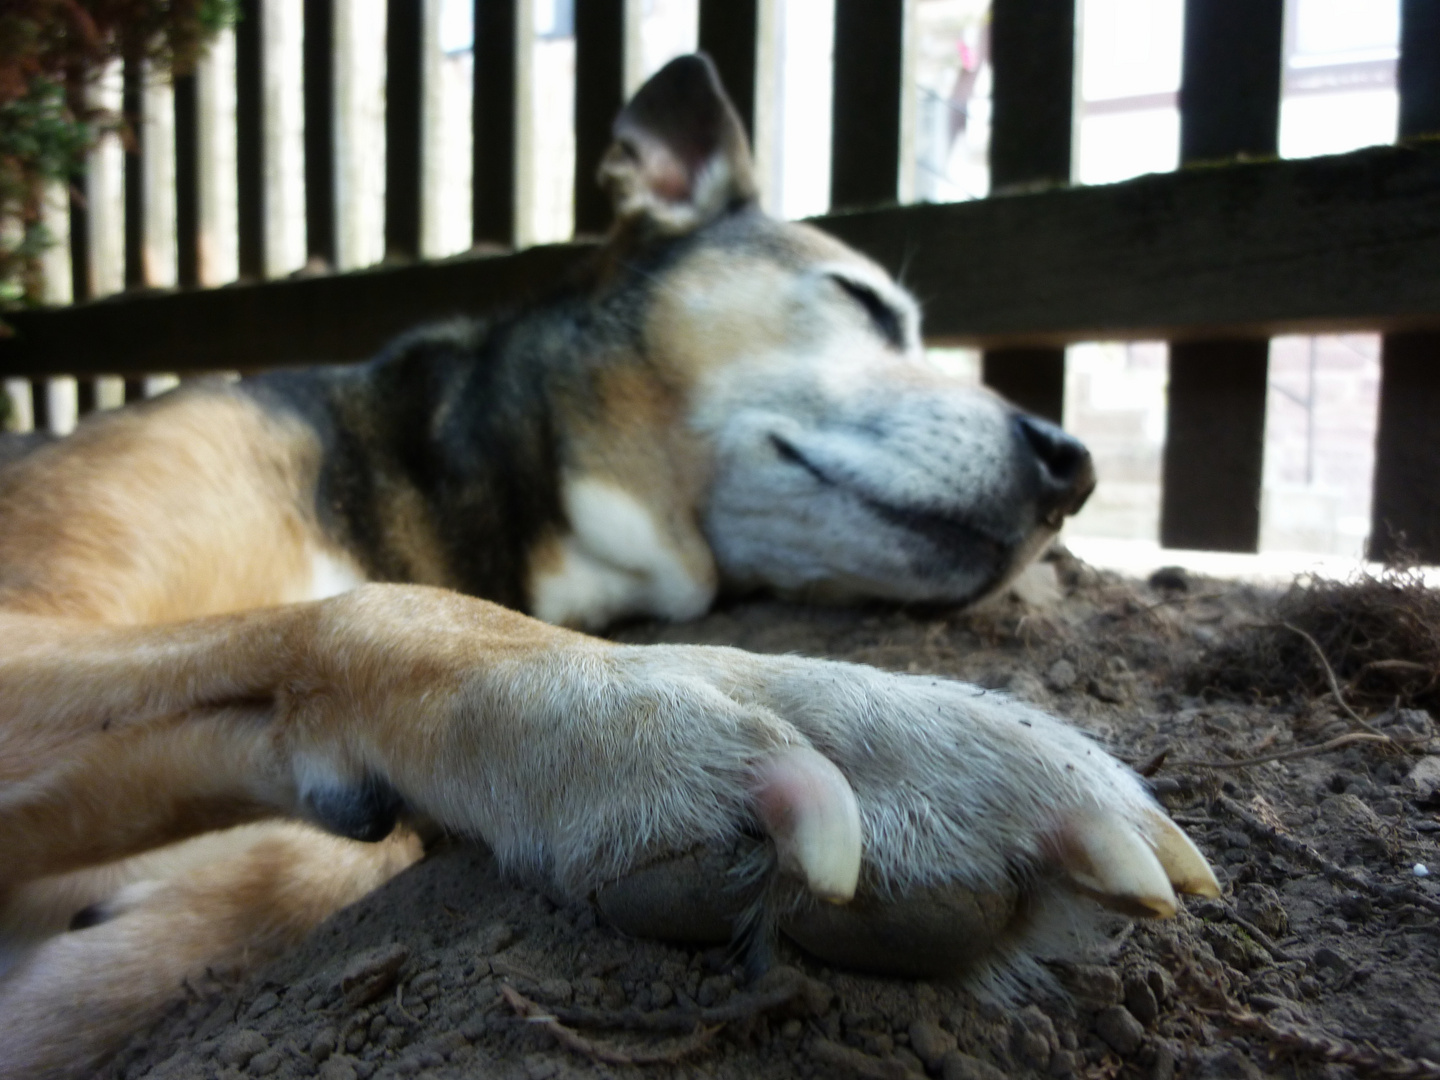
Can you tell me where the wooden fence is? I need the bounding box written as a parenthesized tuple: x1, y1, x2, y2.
(2, 0, 1439, 561)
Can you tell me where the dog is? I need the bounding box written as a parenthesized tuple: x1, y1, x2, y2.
(0, 55, 1218, 1079)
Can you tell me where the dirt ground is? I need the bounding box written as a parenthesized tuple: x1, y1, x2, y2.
(106, 551, 1440, 1080)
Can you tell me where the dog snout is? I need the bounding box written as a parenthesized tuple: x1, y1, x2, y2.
(1014, 415, 1096, 524)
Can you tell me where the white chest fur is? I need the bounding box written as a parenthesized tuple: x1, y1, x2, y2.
(530, 477, 715, 630)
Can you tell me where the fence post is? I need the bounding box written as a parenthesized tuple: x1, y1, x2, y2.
(1370, 0, 1440, 563)
(573, 0, 626, 237)
(981, 0, 1076, 423)
(1159, 0, 1284, 553)
(236, 0, 266, 280)
(473, 0, 519, 248)
(830, 0, 905, 211)
(122, 47, 147, 291)
(699, 0, 759, 140)
(385, 1, 424, 261)
(174, 72, 201, 288)
(304, 0, 337, 268)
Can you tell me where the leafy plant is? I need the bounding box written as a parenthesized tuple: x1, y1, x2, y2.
(0, 0, 237, 307)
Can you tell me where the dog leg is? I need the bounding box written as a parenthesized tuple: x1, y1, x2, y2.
(0, 822, 421, 1080)
(2, 583, 1215, 979)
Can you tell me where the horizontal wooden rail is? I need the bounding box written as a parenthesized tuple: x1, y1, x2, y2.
(5, 142, 1440, 377)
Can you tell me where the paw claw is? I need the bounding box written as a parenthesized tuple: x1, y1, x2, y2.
(1051, 809, 1179, 919)
(1145, 810, 1222, 899)
(752, 746, 861, 902)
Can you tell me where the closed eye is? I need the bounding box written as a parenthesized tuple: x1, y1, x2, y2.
(831, 275, 906, 350)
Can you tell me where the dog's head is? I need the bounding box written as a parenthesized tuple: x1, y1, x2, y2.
(532, 55, 1094, 628)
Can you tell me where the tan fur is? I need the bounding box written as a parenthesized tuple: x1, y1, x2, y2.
(0, 385, 327, 623)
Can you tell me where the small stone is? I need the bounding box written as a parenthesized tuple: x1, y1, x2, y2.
(1124, 976, 1160, 1026)
(339, 943, 409, 1007)
(1415, 863, 1430, 877)
(1060, 966, 1123, 1009)
(1095, 1005, 1146, 1055)
(245, 991, 280, 1019)
(909, 1018, 958, 1070)
(1149, 566, 1189, 592)
(217, 1029, 269, 1068)
(651, 981, 674, 1008)
(1045, 659, 1079, 692)
(892, 1047, 925, 1074)
(310, 1028, 337, 1061)
(781, 1019, 803, 1039)
(476, 921, 517, 955)
(248, 1049, 282, 1076)
(941, 1049, 1010, 1080)
(318, 1058, 358, 1080)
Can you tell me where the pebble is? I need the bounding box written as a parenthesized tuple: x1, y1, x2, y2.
(1415, 864, 1430, 877)
(1095, 1005, 1146, 1055)
(1123, 976, 1160, 1026)
(941, 1050, 1010, 1080)
(908, 1019, 957, 1070)
(318, 1058, 358, 1080)
(216, 1029, 269, 1068)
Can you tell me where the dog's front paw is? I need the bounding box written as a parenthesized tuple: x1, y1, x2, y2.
(593, 650, 1218, 979)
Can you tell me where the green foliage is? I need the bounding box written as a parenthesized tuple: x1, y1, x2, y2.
(0, 0, 238, 305)
(0, 78, 90, 304)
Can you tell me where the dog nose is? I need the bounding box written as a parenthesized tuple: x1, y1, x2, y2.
(1014, 415, 1096, 523)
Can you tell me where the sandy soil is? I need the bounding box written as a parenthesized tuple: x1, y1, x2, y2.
(105, 552, 1440, 1080)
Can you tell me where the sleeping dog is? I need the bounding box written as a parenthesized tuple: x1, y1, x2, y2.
(0, 55, 1217, 1078)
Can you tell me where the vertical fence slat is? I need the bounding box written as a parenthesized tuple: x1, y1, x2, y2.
(1160, 0, 1283, 553)
(122, 50, 146, 290)
(982, 0, 1076, 422)
(1160, 339, 1271, 550)
(236, 0, 266, 280)
(698, 0, 758, 139)
(574, 0, 626, 237)
(981, 349, 1065, 425)
(385, 1, 424, 260)
(76, 379, 98, 417)
(174, 72, 201, 288)
(988, 0, 1075, 190)
(68, 77, 94, 304)
(1371, 0, 1440, 562)
(829, 0, 904, 210)
(473, 0, 518, 248)
(304, 0, 337, 268)
(1178, 0, 1284, 162)
(124, 377, 147, 404)
(30, 382, 51, 433)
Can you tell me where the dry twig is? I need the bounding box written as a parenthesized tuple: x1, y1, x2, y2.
(500, 983, 719, 1065)
(1183, 968, 1440, 1079)
(1215, 793, 1440, 917)
(1166, 731, 1393, 770)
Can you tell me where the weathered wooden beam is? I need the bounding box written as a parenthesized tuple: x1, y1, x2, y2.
(573, 0, 627, 236)
(1159, 0, 1285, 552)
(7, 144, 1440, 377)
(0, 244, 591, 377)
(235, 0, 265, 280)
(698, 0, 758, 139)
(304, 0, 337, 267)
(473, 0, 519, 248)
(984, 0, 1076, 420)
(1372, 0, 1440, 563)
(830, 0, 905, 210)
(385, 0, 424, 260)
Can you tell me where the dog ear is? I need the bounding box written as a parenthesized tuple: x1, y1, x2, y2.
(599, 53, 758, 235)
